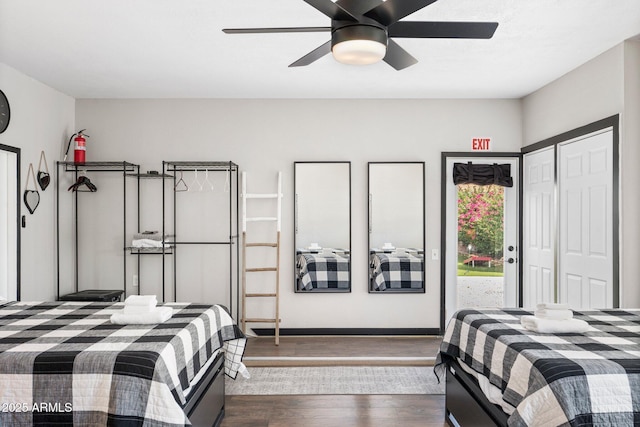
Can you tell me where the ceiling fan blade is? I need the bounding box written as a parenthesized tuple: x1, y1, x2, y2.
(388, 21, 498, 39)
(383, 39, 418, 70)
(289, 41, 332, 67)
(364, 0, 438, 26)
(335, 0, 384, 16)
(223, 27, 330, 34)
(303, 0, 357, 21)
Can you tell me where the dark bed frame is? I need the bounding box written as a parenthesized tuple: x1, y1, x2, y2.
(445, 358, 508, 427)
(183, 352, 226, 427)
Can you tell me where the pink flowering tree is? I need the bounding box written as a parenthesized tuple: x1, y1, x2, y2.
(457, 184, 504, 258)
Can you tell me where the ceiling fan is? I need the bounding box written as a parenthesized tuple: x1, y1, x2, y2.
(222, 0, 498, 70)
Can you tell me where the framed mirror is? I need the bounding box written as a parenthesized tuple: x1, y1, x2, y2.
(294, 161, 351, 293)
(368, 162, 425, 293)
(0, 143, 20, 301)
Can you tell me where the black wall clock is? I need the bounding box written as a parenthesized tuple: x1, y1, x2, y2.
(0, 90, 10, 134)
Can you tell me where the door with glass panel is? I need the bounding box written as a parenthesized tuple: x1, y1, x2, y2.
(444, 155, 519, 321)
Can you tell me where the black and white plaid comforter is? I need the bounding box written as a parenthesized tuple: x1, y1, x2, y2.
(369, 253, 423, 291)
(297, 254, 350, 290)
(0, 301, 246, 426)
(438, 308, 640, 426)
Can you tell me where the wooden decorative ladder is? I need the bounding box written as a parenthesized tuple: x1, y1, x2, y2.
(241, 171, 282, 345)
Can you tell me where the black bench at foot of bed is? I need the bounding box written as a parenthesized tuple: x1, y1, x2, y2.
(445, 358, 508, 427)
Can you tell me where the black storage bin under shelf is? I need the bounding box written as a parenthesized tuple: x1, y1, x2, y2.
(59, 290, 124, 302)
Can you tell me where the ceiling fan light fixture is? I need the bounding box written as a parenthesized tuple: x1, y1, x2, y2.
(332, 39, 386, 65)
(331, 25, 387, 65)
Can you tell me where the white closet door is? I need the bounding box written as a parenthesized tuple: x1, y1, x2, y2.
(558, 130, 613, 309)
(0, 150, 18, 301)
(523, 147, 555, 309)
(0, 152, 8, 300)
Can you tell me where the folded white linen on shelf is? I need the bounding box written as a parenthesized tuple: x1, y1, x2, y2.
(132, 239, 164, 248)
(534, 308, 573, 320)
(520, 315, 589, 334)
(536, 302, 570, 311)
(110, 306, 173, 325)
(133, 232, 162, 241)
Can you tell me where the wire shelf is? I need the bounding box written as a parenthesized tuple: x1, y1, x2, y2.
(60, 161, 138, 172)
(164, 161, 238, 172)
(127, 247, 174, 255)
(126, 172, 174, 179)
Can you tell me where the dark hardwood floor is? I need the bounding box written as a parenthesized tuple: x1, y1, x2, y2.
(221, 336, 447, 426)
(221, 395, 447, 427)
(244, 336, 442, 359)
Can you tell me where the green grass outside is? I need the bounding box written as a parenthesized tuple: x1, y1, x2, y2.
(457, 266, 504, 277)
(457, 253, 504, 277)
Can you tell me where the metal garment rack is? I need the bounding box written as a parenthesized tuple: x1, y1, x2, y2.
(56, 161, 139, 299)
(125, 171, 175, 297)
(162, 161, 240, 321)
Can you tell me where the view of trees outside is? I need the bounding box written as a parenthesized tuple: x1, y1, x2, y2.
(457, 183, 504, 276)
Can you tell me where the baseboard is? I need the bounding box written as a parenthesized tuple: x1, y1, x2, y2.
(250, 327, 441, 336)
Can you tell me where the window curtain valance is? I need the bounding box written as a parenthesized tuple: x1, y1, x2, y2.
(452, 162, 513, 187)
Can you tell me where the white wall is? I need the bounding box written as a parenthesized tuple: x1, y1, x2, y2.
(622, 39, 640, 307)
(522, 45, 624, 144)
(522, 40, 640, 307)
(76, 98, 522, 329)
(0, 63, 76, 300)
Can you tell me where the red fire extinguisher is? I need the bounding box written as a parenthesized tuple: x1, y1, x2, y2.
(73, 130, 88, 164)
(64, 129, 89, 164)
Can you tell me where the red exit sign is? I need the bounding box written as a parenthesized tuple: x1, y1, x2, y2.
(472, 138, 492, 151)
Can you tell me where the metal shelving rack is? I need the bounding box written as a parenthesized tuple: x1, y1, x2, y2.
(56, 161, 139, 299)
(125, 171, 174, 296)
(162, 161, 239, 320)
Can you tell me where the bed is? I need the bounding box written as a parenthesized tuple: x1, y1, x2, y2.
(369, 252, 424, 291)
(437, 308, 640, 426)
(296, 251, 350, 291)
(0, 300, 247, 427)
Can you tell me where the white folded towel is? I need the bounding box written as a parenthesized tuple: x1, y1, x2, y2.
(133, 232, 161, 241)
(124, 305, 155, 315)
(125, 295, 157, 307)
(534, 308, 573, 320)
(110, 306, 173, 325)
(123, 295, 157, 315)
(536, 303, 570, 311)
(132, 239, 164, 248)
(521, 315, 589, 334)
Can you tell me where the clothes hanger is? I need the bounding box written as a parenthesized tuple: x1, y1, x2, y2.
(203, 169, 214, 191)
(175, 171, 188, 192)
(67, 169, 97, 192)
(189, 169, 203, 192)
(68, 174, 97, 192)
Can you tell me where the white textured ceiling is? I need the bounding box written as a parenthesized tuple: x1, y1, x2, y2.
(1, 0, 639, 99)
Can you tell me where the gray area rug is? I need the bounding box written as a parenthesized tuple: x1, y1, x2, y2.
(226, 366, 445, 395)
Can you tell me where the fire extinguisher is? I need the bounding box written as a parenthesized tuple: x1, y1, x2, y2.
(64, 129, 89, 164)
(73, 130, 88, 164)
